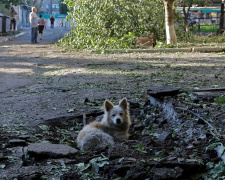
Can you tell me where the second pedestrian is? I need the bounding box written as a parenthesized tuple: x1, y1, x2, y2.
(50, 16, 55, 28)
(38, 14, 45, 40)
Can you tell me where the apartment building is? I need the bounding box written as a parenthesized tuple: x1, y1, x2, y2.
(40, 0, 60, 15)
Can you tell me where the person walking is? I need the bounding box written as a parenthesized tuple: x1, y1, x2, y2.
(38, 14, 45, 40)
(29, 7, 38, 43)
(10, 7, 17, 34)
(60, 19, 63, 27)
(50, 16, 55, 28)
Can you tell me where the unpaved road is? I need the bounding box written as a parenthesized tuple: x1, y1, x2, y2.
(1, 27, 225, 179)
(0, 27, 225, 131)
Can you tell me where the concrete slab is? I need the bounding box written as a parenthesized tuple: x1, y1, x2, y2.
(192, 47, 224, 52)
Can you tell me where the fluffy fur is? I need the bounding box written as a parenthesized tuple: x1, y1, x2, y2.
(77, 98, 131, 151)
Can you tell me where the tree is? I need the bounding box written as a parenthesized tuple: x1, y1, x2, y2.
(163, 0, 177, 44)
(59, 0, 68, 14)
(24, 0, 42, 11)
(1, 0, 22, 9)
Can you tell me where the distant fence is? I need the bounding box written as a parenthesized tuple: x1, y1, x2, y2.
(188, 17, 220, 34)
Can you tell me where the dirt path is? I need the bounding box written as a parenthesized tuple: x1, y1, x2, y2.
(0, 28, 225, 179)
(0, 30, 225, 127)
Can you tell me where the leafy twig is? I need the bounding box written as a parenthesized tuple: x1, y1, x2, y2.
(175, 107, 218, 136)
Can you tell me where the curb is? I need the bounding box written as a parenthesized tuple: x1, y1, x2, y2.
(1, 33, 225, 54)
(0, 32, 27, 44)
(91, 47, 225, 54)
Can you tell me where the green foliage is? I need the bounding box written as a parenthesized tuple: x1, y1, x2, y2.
(1, 0, 22, 9)
(24, 0, 42, 12)
(215, 94, 225, 106)
(76, 156, 109, 179)
(176, 0, 212, 6)
(206, 142, 225, 156)
(59, 0, 166, 50)
(135, 143, 145, 152)
(202, 161, 225, 179)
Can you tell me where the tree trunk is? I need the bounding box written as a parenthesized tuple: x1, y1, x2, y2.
(219, 1, 224, 34)
(163, 0, 177, 44)
(182, 0, 193, 33)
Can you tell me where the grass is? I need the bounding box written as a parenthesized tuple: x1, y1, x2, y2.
(6, 30, 21, 36)
(190, 25, 219, 33)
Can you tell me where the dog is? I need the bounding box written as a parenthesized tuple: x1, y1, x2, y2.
(77, 98, 131, 151)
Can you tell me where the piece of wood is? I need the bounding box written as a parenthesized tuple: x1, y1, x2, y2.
(193, 87, 225, 92)
(193, 91, 224, 98)
(136, 37, 154, 48)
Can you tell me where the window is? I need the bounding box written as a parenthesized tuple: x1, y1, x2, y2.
(52, 4, 59, 9)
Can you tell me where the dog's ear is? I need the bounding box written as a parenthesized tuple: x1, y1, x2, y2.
(104, 100, 114, 112)
(119, 98, 128, 110)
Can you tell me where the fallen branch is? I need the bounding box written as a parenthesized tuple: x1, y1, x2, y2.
(213, 112, 225, 119)
(175, 107, 218, 136)
(192, 87, 225, 92)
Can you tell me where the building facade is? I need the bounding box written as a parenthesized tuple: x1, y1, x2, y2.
(40, 0, 60, 15)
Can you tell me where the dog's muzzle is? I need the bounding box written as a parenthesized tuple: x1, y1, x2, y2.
(116, 118, 121, 124)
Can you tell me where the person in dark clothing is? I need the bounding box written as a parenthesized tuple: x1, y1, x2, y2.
(50, 16, 55, 28)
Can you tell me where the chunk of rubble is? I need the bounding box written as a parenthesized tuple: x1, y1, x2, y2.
(147, 86, 179, 97)
(124, 167, 147, 180)
(27, 143, 78, 159)
(150, 167, 183, 180)
(217, 145, 225, 164)
(158, 131, 172, 142)
(7, 139, 27, 147)
(0, 166, 42, 180)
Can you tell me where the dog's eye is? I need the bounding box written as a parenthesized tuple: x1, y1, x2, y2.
(112, 114, 116, 117)
(119, 112, 123, 116)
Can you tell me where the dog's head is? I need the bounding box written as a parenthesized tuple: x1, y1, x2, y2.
(104, 98, 130, 126)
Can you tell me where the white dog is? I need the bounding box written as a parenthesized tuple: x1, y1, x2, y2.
(77, 98, 131, 151)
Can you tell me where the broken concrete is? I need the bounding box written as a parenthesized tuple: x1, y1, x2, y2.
(147, 86, 179, 97)
(27, 143, 78, 159)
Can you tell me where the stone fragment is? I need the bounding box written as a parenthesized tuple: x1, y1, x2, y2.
(108, 164, 130, 177)
(158, 118, 167, 128)
(124, 168, 147, 180)
(26, 137, 37, 143)
(150, 167, 182, 180)
(193, 141, 201, 146)
(133, 123, 145, 130)
(147, 86, 179, 97)
(7, 139, 27, 147)
(141, 136, 154, 145)
(27, 143, 78, 159)
(158, 131, 172, 142)
(217, 145, 225, 164)
(0, 153, 7, 161)
(18, 135, 30, 140)
(187, 144, 194, 149)
(0, 166, 41, 180)
(128, 100, 140, 109)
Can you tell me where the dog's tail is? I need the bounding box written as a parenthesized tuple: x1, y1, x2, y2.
(83, 113, 87, 126)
